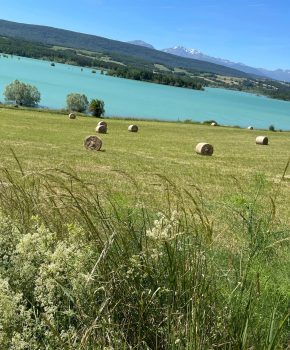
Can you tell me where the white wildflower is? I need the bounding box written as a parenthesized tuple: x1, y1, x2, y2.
(146, 211, 183, 242)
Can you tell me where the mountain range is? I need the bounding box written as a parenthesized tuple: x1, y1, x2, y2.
(162, 46, 290, 82)
(127, 41, 290, 82)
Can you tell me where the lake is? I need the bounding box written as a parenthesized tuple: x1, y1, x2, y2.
(1, 55, 290, 129)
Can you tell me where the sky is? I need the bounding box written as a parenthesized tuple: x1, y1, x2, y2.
(1, 0, 289, 70)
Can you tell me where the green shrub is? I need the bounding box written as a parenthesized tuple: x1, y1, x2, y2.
(66, 93, 88, 112)
(269, 124, 276, 131)
(88, 98, 105, 117)
(4, 80, 41, 107)
(203, 119, 218, 125)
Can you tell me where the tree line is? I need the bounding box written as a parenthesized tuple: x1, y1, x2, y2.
(2, 80, 105, 117)
(106, 66, 204, 90)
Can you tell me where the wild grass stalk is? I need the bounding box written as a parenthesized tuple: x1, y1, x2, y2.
(0, 159, 289, 349)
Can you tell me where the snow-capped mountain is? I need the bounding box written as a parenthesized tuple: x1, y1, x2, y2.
(162, 46, 290, 82)
(163, 45, 217, 61)
(258, 68, 290, 82)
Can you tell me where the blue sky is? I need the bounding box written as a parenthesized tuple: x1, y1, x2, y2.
(1, 0, 289, 70)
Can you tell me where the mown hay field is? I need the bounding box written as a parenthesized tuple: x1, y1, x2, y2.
(1, 107, 290, 214)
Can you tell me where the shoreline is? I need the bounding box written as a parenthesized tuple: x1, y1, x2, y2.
(0, 104, 286, 131)
(1, 55, 290, 130)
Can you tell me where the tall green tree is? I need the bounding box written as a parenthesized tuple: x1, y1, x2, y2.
(88, 99, 105, 117)
(66, 93, 88, 112)
(4, 80, 41, 107)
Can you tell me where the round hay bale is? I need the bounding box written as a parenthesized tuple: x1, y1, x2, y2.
(97, 121, 107, 128)
(128, 124, 138, 132)
(248, 126, 253, 130)
(69, 112, 76, 119)
(211, 122, 217, 126)
(195, 143, 214, 156)
(96, 125, 107, 134)
(256, 136, 268, 145)
(84, 135, 102, 151)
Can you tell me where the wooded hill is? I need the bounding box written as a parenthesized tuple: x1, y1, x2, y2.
(0, 36, 205, 90)
(0, 19, 250, 78)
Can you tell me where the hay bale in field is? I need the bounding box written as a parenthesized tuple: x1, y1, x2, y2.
(248, 126, 253, 130)
(256, 136, 268, 145)
(69, 112, 76, 119)
(128, 124, 138, 132)
(96, 124, 107, 134)
(97, 121, 107, 128)
(211, 122, 217, 126)
(84, 135, 102, 151)
(195, 143, 214, 156)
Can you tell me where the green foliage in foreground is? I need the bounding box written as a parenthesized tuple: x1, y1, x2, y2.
(0, 162, 289, 349)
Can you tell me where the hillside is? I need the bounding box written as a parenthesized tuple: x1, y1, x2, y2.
(0, 19, 250, 78)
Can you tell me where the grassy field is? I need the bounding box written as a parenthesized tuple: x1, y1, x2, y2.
(1, 107, 290, 205)
(1, 106, 290, 349)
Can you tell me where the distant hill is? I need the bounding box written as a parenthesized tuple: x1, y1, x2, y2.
(258, 68, 290, 82)
(163, 45, 290, 82)
(0, 19, 251, 78)
(127, 40, 155, 49)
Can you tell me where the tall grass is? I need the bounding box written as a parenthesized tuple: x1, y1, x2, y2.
(0, 158, 289, 349)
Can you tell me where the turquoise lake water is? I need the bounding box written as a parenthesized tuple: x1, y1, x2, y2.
(1, 55, 290, 129)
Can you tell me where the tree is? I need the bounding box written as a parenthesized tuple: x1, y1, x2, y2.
(269, 124, 276, 132)
(66, 93, 88, 112)
(88, 99, 105, 117)
(4, 80, 41, 107)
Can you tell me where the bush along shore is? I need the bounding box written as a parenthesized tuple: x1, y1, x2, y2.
(0, 158, 290, 349)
